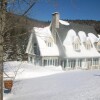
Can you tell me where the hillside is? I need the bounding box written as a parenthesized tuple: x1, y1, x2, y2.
(4, 13, 100, 61)
(4, 13, 49, 61)
(67, 20, 100, 34)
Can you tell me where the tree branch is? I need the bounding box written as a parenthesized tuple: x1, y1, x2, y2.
(22, 0, 38, 16)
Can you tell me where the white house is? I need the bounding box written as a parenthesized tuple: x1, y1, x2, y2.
(26, 12, 100, 69)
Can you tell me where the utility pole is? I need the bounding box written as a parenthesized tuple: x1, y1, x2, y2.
(0, 0, 6, 99)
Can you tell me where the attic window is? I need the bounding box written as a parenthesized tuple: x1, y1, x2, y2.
(73, 37, 81, 51)
(86, 44, 91, 50)
(84, 40, 92, 50)
(34, 43, 40, 55)
(48, 42, 52, 47)
(73, 43, 80, 51)
(45, 40, 53, 47)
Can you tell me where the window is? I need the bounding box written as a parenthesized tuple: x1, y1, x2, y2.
(34, 43, 40, 55)
(45, 41, 52, 47)
(93, 58, 99, 66)
(73, 36, 81, 51)
(44, 60, 47, 66)
(55, 59, 58, 66)
(86, 43, 92, 50)
(43, 58, 58, 66)
(84, 40, 92, 50)
(73, 42, 80, 51)
(30, 57, 32, 63)
(48, 42, 52, 47)
(34, 43, 37, 54)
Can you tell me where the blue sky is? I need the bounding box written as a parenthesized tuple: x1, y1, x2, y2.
(27, 0, 100, 21)
(8, 0, 100, 21)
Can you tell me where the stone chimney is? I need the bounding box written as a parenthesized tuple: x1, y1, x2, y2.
(51, 12, 59, 28)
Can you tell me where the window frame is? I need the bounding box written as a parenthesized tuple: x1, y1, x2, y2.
(73, 40, 81, 51)
(84, 40, 92, 50)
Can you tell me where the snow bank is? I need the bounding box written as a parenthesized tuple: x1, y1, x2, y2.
(4, 61, 63, 80)
(3, 61, 22, 79)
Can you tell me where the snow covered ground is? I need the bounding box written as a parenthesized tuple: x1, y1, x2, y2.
(3, 61, 100, 100)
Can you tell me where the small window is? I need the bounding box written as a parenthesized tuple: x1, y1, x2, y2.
(45, 41, 52, 47)
(73, 36, 81, 51)
(30, 57, 32, 63)
(84, 39, 92, 50)
(73, 43, 80, 51)
(34, 43, 37, 46)
(85, 43, 92, 50)
(44, 60, 47, 66)
(48, 42, 52, 47)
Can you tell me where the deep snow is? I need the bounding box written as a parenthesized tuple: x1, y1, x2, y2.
(3, 61, 100, 100)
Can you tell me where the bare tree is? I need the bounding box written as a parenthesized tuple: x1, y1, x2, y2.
(0, 0, 38, 99)
(0, 0, 59, 99)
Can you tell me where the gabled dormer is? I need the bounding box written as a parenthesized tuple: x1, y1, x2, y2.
(45, 37, 53, 47)
(73, 36, 81, 51)
(84, 38, 92, 50)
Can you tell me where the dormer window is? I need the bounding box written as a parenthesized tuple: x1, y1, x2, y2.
(86, 43, 91, 50)
(73, 42, 80, 51)
(73, 36, 81, 51)
(48, 42, 52, 47)
(84, 39, 92, 50)
(45, 39, 53, 47)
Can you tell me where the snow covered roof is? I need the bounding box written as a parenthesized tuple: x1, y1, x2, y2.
(26, 17, 100, 58)
(27, 26, 59, 56)
(56, 20, 100, 58)
(59, 20, 70, 26)
(88, 33, 98, 43)
(65, 44, 100, 58)
(78, 31, 86, 42)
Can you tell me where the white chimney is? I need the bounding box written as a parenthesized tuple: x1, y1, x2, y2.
(51, 12, 59, 28)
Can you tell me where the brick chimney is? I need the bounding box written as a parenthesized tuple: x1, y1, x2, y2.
(51, 12, 59, 28)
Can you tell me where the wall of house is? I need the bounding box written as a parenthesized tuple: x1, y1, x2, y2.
(62, 57, 100, 70)
(41, 56, 59, 66)
(28, 54, 34, 64)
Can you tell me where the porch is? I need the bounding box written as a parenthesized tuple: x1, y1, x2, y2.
(61, 58, 100, 70)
